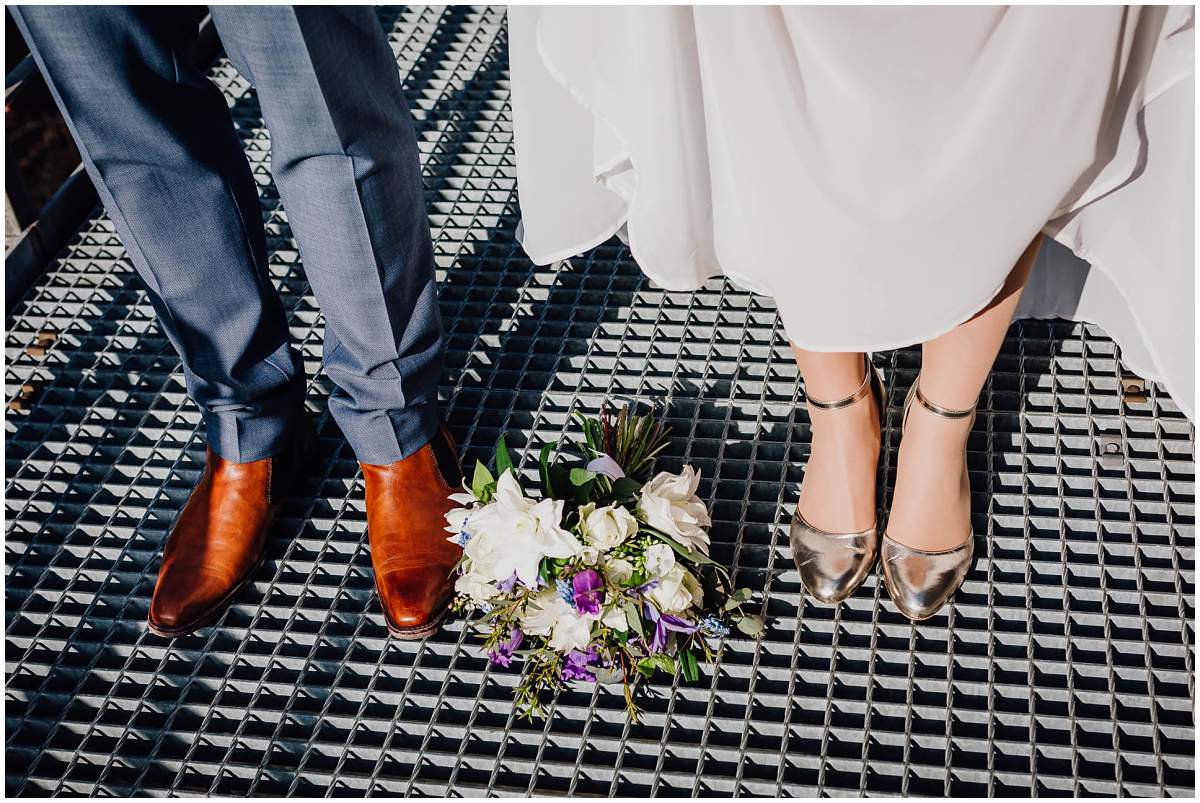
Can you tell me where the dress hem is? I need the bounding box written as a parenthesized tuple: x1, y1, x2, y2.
(525, 8, 1191, 416)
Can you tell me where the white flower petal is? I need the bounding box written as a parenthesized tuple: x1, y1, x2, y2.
(585, 454, 626, 480)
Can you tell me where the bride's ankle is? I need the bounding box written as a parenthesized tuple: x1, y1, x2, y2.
(902, 405, 971, 451)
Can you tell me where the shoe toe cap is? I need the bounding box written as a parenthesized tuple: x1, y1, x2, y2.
(881, 537, 974, 620)
(791, 518, 878, 604)
(377, 565, 454, 631)
(148, 568, 233, 634)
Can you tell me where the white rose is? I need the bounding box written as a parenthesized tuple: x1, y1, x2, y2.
(638, 466, 712, 555)
(521, 588, 573, 636)
(549, 609, 595, 652)
(604, 557, 635, 586)
(601, 605, 628, 632)
(649, 565, 704, 614)
(644, 544, 676, 578)
(455, 568, 498, 605)
(521, 589, 597, 651)
(463, 472, 582, 586)
(578, 503, 638, 551)
(579, 545, 601, 565)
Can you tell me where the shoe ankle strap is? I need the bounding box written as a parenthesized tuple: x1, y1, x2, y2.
(807, 355, 874, 411)
(912, 382, 975, 419)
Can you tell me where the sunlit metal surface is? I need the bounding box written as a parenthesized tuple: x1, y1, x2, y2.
(5, 7, 1194, 796)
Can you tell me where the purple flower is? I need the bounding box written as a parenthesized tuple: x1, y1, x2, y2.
(571, 569, 605, 615)
(496, 572, 520, 594)
(561, 646, 601, 682)
(487, 627, 524, 668)
(634, 579, 659, 596)
(643, 603, 698, 654)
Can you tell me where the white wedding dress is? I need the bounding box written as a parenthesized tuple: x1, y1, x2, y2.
(508, 6, 1195, 418)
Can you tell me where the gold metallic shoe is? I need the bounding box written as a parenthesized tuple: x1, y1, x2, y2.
(880, 378, 976, 621)
(790, 355, 885, 604)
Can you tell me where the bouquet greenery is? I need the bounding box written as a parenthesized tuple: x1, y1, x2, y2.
(445, 403, 763, 720)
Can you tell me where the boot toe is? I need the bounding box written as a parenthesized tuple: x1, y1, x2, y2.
(377, 565, 454, 632)
(148, 568, 234, 635)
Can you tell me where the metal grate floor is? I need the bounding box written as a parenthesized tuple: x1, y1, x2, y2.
(4, 6, 1195, 797)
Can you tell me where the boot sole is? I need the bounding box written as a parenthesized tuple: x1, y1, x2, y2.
(383, 595, 452, 640)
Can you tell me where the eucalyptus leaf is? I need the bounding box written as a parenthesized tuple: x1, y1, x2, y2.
(593, 665, 624, 685)
(723, 588, 752, 611)
(734, 614, 766, 638)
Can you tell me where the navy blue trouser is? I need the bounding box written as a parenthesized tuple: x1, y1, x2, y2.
(12, 5, 444, 464)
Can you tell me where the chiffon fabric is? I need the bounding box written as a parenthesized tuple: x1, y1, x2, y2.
(508, 6, 1195, 418)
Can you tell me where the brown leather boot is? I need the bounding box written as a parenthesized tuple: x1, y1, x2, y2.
(361, 425, 464, 639)
(147, 432, 308, 637)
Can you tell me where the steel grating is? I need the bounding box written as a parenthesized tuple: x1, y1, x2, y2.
(4, 6, 1195, 797)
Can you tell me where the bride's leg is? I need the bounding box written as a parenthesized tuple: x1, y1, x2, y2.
(888, 234, 1042, 550)
(790, 349, 881, 533)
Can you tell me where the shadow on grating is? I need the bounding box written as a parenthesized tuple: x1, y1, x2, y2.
(4, 6, 1195, 798)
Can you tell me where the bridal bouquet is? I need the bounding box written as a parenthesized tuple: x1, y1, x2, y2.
(445, 404, 763, 720)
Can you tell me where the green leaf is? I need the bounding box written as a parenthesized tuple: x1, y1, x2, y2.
(472, 460, 495, 501)
(538, 442, 556, 496)
(646, 529, 724, 571)
(593, 665, 623, 685)
(679, 648, 700, 683)
(495, 435, 514, 477)
(734, 614, 766, 638)
(547, 465, 574, 500)
(574, 481, 595, 506)
(723, 588, 752, 611)
(636, 653, 675, 678)
(610, 476, 643, 502)
(569, 467, 596, 486)
(573, 409, 599, 451)
(622, 599, 645, 641)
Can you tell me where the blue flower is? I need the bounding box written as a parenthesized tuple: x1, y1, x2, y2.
(700, 615, 730, 637)
(455, 518, 472, 546)
(556, 578, 575, 605)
